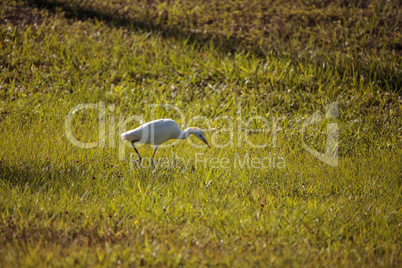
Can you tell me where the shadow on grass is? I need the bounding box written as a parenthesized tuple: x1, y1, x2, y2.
(19, 0, 402, 93)
(0, 162, 73, 190)
(24, 0, 265, 56)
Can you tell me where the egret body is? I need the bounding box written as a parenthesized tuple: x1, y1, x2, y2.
(121, 119, 210, 164)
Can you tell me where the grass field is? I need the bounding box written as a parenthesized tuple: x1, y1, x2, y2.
(1, 0, 401, 266)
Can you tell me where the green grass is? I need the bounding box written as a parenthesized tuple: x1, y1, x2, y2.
(0, 0, 401, 266)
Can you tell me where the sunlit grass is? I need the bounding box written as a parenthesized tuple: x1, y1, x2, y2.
(0, 0, 401, 266)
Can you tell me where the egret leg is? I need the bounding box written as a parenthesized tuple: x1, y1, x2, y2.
(151, 146, 159, 166)
(131, 141, 142, 164)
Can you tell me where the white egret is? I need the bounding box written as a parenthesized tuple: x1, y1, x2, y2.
(121, 119, 210, 164)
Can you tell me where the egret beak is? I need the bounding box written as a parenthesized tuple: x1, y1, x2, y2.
(201, 137, 211, 148)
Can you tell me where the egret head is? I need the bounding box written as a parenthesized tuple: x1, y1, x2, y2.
(191, 127, 210, 148)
